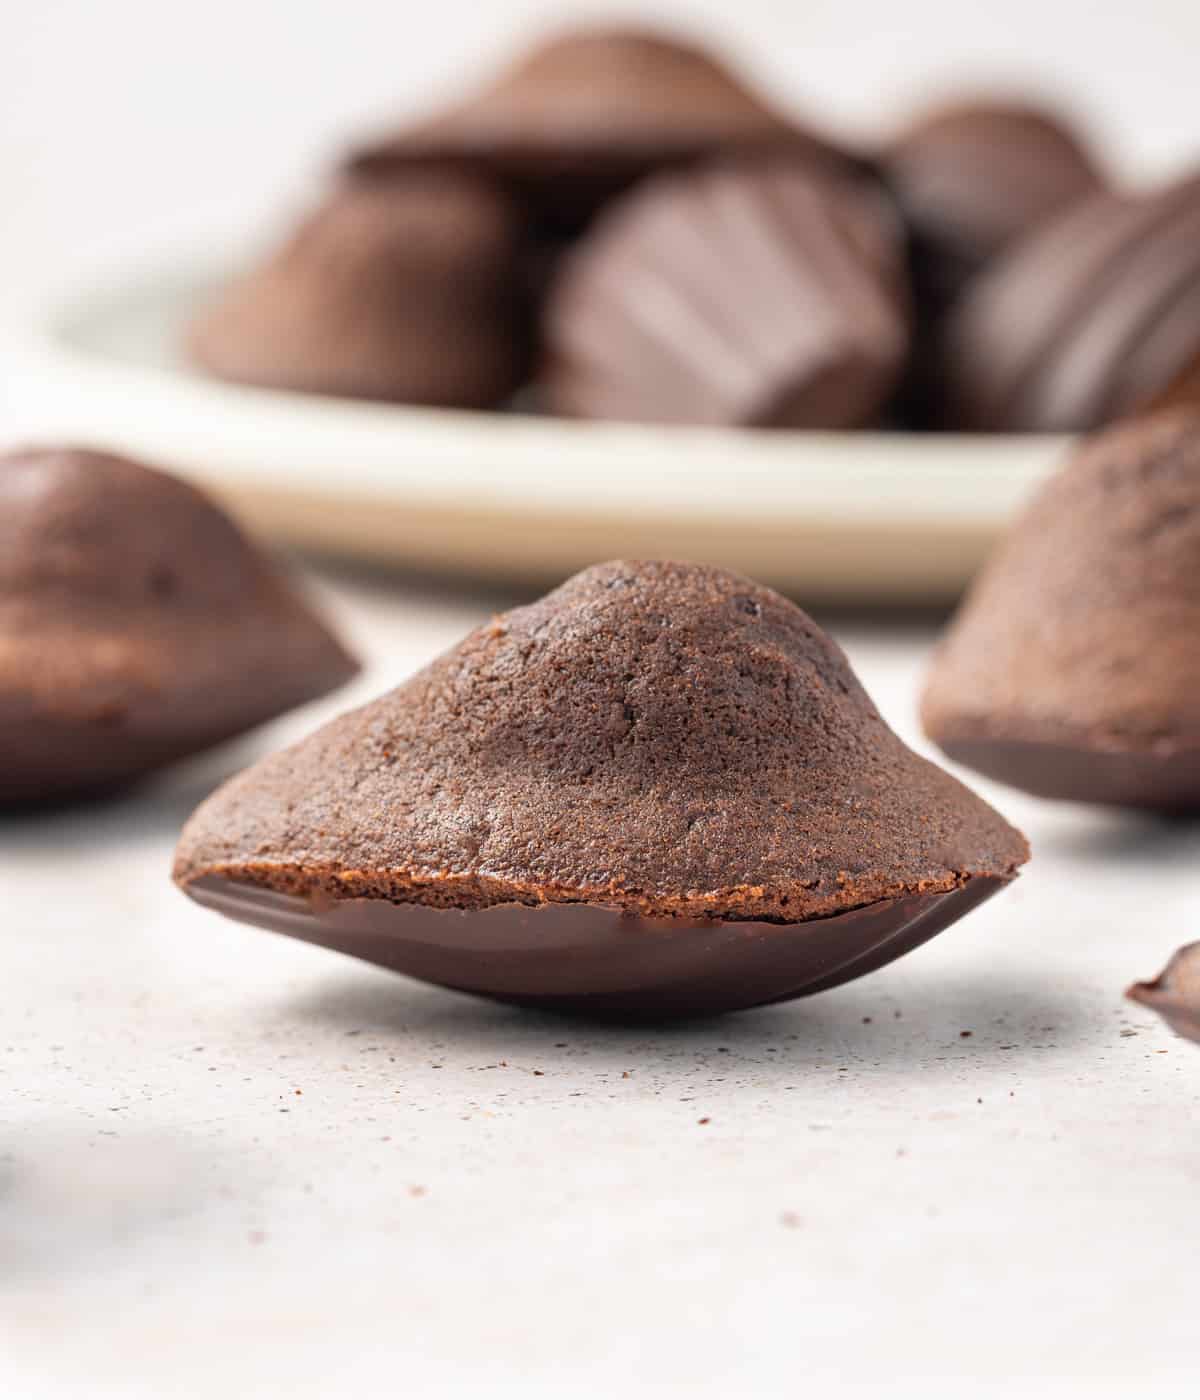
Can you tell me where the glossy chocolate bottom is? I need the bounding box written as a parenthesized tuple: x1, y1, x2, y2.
(938, 736, 1200, 812)
(183, 874, 1009, 1019)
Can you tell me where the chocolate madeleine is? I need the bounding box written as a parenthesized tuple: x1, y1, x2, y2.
(885, 98, 1105, 316)
(189, 172, 529, 408)
(1128, 945, 1200, 1044)
(939, 171, 1200, 432)
(0, 447, 357, 804)
(922, 411, 1200, 808)
(540, 160, 911, 428)
(347, 28, 854, 228)
(176, 560, 1027, 1018)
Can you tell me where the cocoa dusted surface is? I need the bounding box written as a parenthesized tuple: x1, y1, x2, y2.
(540, 161, 911, 429)
(346, 28, 855, 227)
(922, 411, 1200, 809)
(188, 172, 530, 408)
(0, 447, 357, 805)
(176, 559, 1027, 925)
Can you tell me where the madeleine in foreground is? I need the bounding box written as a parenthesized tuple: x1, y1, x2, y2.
(174, 560, 1027, 1018)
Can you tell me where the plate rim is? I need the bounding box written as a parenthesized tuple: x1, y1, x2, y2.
(0, 264, 1074, 531)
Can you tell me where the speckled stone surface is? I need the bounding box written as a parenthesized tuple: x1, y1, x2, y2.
(3, 566, 1198, 1400)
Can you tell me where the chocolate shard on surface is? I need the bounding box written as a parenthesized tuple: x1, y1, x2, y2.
(175, 559, 1027, 1018)
(0, 447, 357, 805)
(938, 170, 1200, 432)
(921, 411, 1200, 809)
(540, 160, 911, 429)
(884, 98, 1105, 318)
(1127, 944, 1200, 1044)
(188, 172, 530, 408)
(345, 27, 856, 227)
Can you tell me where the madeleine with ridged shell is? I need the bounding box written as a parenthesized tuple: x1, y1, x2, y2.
(938, 171, 1200, 431)
(541, 160, 911, 428)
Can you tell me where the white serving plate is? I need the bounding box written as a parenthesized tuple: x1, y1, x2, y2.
(0, 266, 1071, 601)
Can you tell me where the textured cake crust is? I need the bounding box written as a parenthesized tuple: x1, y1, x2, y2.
(176, 560, 1027, 921)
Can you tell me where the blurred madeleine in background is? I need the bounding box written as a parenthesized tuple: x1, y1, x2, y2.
(4, 1, 1200, 602)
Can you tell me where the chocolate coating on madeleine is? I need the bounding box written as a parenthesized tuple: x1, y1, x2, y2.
(885, 99, 1105, 315)
(0, 447, 357, 804)
(183, 873, 1010, 1019)
(176, 559, 1026, 932)
(189, 172, 530, 407)
(921, 411, 1200, 809)
(346, 28, 855, 227)
(1128, 944, 1200, 1045)
(540, 161, 911, 428)
(939, 171, 1200, 432)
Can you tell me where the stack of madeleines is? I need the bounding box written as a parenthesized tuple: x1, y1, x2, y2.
(189, 25, 1200, 432)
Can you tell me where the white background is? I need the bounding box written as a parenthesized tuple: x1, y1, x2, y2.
(3, 0, 1200, 310)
